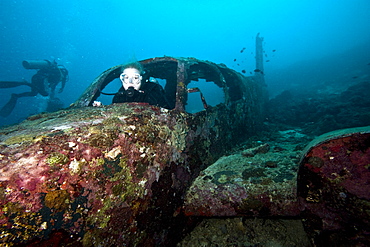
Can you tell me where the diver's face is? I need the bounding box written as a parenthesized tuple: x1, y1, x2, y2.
(120, 68, 142, 90)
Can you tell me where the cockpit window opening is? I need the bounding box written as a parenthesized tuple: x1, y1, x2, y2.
(155, 78, 167, 89)
(96, 78, 122, 105)
(142, 61, 177, 109)
(185, 79, 225, 113)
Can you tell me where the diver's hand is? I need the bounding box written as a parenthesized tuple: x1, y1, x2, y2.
(93, 101, 102, 107)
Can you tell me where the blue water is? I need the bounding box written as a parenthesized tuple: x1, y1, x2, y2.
(1, 0, 369, 126)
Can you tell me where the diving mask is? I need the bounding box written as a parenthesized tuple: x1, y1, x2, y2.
(120, 73, 141, 85)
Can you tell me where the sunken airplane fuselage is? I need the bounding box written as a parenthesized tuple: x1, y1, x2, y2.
(0, 56, 267, 246)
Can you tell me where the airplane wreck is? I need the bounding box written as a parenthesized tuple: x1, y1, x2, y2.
(0, 34, 267, 246)
(0, 33, 369, 246)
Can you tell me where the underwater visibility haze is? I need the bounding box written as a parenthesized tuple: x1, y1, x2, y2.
(1, 1, 370, 246)
(0, 0, 369, 125)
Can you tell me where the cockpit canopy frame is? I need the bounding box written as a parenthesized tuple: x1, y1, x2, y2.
(72, 56, 260, 112)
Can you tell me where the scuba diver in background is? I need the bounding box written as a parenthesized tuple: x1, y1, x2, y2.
(0, 60, 68, 117)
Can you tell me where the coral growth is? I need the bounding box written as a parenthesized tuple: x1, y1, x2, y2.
(0, 104, 195, 246)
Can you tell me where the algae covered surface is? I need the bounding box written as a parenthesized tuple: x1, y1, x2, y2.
(183, 128, 311, 217)
(0, 103, 193, 246)
(179, 128, 314, 246)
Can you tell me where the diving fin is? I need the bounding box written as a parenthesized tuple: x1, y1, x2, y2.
(0, 80, 31, 88)
(0, 94, 19, 117)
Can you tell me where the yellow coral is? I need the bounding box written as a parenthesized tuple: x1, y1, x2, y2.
(46, 152, 69, 166)
(44, 190, 70, 211)
(3, 134, 36, 145)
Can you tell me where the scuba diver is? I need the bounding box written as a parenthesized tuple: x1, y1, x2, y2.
(0, 60, 68, 117)
(111, 62, 170, 109)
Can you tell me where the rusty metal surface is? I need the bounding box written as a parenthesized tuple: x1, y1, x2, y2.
(182, 136, 304, 218)
(297, 126, 370, 246)
(183, 125, 370, 246)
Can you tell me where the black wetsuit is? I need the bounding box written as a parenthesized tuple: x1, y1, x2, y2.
(112, 82, 170, 109)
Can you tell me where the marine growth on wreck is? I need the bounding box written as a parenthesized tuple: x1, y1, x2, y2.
(0, 55, 267, 246)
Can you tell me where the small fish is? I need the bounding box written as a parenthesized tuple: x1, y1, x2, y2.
(254, 69, 264, 74)
(240, 47, 246, 53)
(272, 49, 276, 52)
(241, 70, 246, 74)
(266, 60, 270, 62)
(234, 59, 237, 61)
(352, 76, 358, 79)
